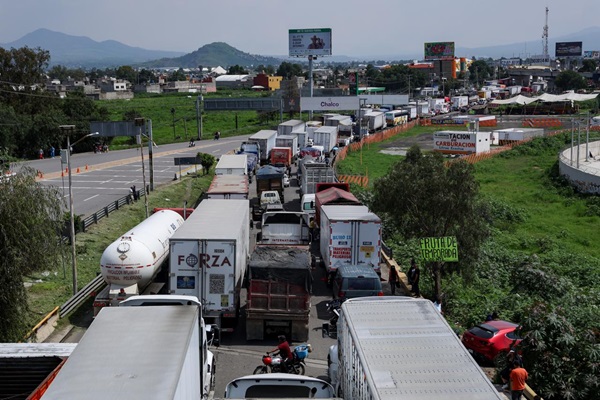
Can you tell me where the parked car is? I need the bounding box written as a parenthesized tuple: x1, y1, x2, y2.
(461, 320, 522, 362)
(332, 265, 383, 301)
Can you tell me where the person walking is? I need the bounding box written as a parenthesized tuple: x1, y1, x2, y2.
(388, 265, 399, 295)
(38, 148, 44, 159)
(50, 146, 55, 159)
(407, 259, 416, 286)
(509, 361, 528, 400)
(411, 262, 421, 297)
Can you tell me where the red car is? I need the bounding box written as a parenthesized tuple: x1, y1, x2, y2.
(461, 320, 522, 362)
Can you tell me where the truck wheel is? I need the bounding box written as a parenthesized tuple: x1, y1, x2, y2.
(253, 366, 268, 374)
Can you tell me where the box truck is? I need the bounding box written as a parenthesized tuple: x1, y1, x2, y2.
(326, 297, 504, 400)
(169, 199, 249, 332)
(277, 119, 306, 136)
(214, 154, 247, 176)
(319, 205, 381, 276)
(312, 126, 338, 155)
(207, 174, 249, 199)
(248, 130, 277, 165)
(275, 135, 299, 159)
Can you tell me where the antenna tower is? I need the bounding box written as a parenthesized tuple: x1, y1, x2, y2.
(542, 6, 549, 62)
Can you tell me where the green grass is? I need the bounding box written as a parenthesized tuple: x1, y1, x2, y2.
(100, 91, 282, 148)
(25, 173, 213, 318)
(335, 126, 600, 260)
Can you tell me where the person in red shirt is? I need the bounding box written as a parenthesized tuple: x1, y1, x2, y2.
(509, 360, 528, 400)
(269, 335, 293, 372)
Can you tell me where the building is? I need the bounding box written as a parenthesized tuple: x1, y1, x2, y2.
(253, 73, 282, 91)
(215, 74, 252, 89)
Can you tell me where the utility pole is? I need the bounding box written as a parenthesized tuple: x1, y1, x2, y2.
(170, 108, 176, 139)
(196, 95, 203, 140)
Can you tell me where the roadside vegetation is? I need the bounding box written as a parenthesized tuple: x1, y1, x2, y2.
(337, 127, 600, 400)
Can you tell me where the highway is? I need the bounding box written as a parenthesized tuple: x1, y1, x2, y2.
(21, 136, 250, 217)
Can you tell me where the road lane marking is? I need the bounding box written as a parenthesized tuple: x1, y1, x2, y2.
(84, 195, 99, 202)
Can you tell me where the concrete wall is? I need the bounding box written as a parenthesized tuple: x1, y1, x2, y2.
(559, 141, 600, 194)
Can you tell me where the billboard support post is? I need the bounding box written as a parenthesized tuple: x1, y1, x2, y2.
(309, 55, 314, 120)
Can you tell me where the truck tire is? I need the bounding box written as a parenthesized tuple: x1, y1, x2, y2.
(253, 366, 268, 374)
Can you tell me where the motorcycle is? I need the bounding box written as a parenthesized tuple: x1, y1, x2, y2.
(253, 344, 311, 375)
(322, 299, 342, 338)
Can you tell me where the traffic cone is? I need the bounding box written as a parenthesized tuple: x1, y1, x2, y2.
(85, 165, 89, 170)
(65, 167, 68, 173)
(76, 167, 80, 173)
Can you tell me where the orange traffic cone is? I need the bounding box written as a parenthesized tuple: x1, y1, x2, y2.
(65, 167, 69, 173)
(85, 165, 89, 170)
(76, 167, 80, 173)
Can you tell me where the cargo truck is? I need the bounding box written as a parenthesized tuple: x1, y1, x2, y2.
(168, 199, 250, 332)
(275, 135, 299, 159)
(248, 130, 278, 165)
(319, 205, 381, 277)
(206, 174, 249, 200)
(277, 119, 306, 136)
(312, 126, 338, 155)
(238, 141, 260, 156)
(214, 154, 248, 176)
(245, 246, 312, 341)
(41, 304, 215, 399)
(93, 210, 185, 316)
(258, 211, 310, 246)
(256, 165, 285, 204)
(364, 111, 386, 132)
(300, 161, 336, 196)
(270, 147, 293, 169)
(314, 185, 359, 226)
(326, 297, 504, 400)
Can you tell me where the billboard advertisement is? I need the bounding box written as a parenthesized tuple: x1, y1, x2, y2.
(583, 51, 600, 59)
(555, 41, 583, 57)
(300, 96, 360, 111)
(424, 42, 455, 60)
(289, 28, 332, 57)
(433, 131, 490, 154)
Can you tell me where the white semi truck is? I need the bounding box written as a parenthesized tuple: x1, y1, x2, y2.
(168, 199, 250, 333)
(319, 205, 382, 277)
(41, 302, 214, 399)
(93, 209, 185, 315)
(326, 297, 504, 400)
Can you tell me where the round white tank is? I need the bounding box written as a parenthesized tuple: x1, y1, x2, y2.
(100, 210, 184, 288)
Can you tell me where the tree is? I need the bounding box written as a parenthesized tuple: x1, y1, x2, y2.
(579, 59, 597, 73)
(198, 152, 216, 175)
(228, 65, 248, 75)
(468, 60, 493, 86)
(168, 68, 187, 82)
(276, 62, 304, 80)
(115, 65, 138, 84)
(554, 70, 587, 92)
(255, 64, 275, 75)
(370, 146, 490, 299)
(0, 166, 64, 341)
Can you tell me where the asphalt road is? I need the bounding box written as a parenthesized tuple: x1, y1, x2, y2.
(20, 136, 250, 217)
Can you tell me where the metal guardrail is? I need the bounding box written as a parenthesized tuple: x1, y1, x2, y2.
(59, 274, 105, 317)
(81, 187, 147, 232)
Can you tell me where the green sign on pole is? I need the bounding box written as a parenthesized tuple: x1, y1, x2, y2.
(420, 236, 458, 262)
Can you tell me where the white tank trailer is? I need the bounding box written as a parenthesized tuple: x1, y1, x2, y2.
(93, 210, 185, 315)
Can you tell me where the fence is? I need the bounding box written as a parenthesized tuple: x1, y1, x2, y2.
(522, 117, 563, 128)
(80, 187, 147, 232)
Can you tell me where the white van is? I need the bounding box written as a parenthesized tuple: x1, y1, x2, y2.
(301, 193, 315, 219)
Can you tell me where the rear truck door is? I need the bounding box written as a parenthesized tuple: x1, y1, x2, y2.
(201, 241, 236, 315)
(169, 240, 201, 298)
(353, 220, 382, 273)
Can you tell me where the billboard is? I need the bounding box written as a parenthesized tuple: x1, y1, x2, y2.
(300, 96, 359, 111)
(555, 41, 583, 57)
(289, 28, 332, 57)
(433, 131, 490, 154)
(420, 236, 458, 262)
(583, 51, 600, 59)
(424, 42, 455, 60)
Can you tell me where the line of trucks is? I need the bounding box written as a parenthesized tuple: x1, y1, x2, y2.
(39, 118, 505, 399)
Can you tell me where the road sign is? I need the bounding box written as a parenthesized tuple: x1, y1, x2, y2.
(174, 157, 201, 166)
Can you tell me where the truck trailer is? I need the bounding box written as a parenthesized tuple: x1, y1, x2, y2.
(312, 126, 338, 155)
(277, 119, 306, 136)
(214, 154, 248, 176)
(207, 174, 249, 200)
(168, 199, 250, 332)
(245, 246, 312, 341)
(300, 161, 336, 196)
(248, 130, 278, 165)
(93, 210, 185, 315)
(41, 305, 213, 399)
(319, 205, 381, 276)
(327, 297, 504, 400)
(275, 135, 299, 159)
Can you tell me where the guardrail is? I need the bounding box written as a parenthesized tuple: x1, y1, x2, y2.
(59, 274, 106, 317)
(80, 187, 147, 232)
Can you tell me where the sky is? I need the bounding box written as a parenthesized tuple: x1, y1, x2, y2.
(0, 0, 599, 58)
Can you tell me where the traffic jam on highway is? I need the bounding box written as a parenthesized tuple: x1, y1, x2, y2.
(38, 116, 506, 400)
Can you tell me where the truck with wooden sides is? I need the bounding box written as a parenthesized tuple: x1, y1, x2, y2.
(326, 297, 503, 400)
(168, 199, 250, 332)
(248, 130, 278, 165)
(245, 246, 312, 341)
(319, 204, 381, 277)
(206, 174, 249, 200)
(255, 165, 285, 204)
(300, 160, 336, 196)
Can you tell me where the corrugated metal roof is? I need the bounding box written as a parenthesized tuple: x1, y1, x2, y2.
(171, 199, 249, 240)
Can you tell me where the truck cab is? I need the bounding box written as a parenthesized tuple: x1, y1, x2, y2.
(260, 190, 281, 207)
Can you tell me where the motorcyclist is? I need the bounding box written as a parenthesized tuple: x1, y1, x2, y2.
(268, 335, 293, 372)
(189, 138, 195, 147)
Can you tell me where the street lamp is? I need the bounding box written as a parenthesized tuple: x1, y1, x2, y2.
(60, 125, 99, 295)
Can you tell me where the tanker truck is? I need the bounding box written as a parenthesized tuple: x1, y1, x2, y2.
(92, 209, 185, 316)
